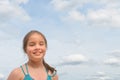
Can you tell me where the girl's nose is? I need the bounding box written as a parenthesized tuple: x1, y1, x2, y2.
(35, 44, 41, 49)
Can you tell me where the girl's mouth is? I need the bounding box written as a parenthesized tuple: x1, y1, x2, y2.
(33, 52, 41, 56)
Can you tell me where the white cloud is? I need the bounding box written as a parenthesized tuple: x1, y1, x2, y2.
(51, 0, 70, 11)
(86, 71, 112, 80)
(0, 30, 13, 40)
(0, 0, 30, 40)
(0, 0, 30, 22)
(104, 57, 120, 66)
(110, 50, 120, 57)
(0, 73, 4, 80)
(51, 0, 120, 28)
(11, 0, 29, 4)
(62, 10, 85, 22)
(51, 0, 89, 11)
(87, 8, 120, 27)
(0, 24, 22, 40)
(104, 50, 120, 66)
(59, 54, 88, 66)
(87, 9, 110, 22)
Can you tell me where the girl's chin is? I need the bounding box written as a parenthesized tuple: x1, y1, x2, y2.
(34, 55, 44, 59)
(31, 57, 43, 62)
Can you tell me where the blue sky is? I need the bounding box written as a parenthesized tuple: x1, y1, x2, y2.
(0, 0, 120, 80)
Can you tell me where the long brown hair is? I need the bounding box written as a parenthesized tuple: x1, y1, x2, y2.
(23, 30, 56, 73)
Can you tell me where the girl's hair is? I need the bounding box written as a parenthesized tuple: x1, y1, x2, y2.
(23, 30, 56, 73)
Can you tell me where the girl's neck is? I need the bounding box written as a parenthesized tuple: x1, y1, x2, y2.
(27, 60, 44, 68)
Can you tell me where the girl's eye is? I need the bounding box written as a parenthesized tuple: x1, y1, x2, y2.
(40, 43, 44, 46)
(39, 41, 45, 46)
(29, 42, 35, 46)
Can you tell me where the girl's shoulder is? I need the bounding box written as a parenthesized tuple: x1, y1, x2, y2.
(7, 67, 24, 80)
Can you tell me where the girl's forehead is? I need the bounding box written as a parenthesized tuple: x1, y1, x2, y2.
(28, 33, 45, 41)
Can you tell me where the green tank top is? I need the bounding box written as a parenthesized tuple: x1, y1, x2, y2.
(20, 63, 54, 80)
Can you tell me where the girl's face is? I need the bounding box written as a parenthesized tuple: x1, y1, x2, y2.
(26, 33, 47, 61)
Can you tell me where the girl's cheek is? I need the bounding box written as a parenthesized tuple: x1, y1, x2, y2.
(26, 47, 32, 53)
(27, 46, 33, 50)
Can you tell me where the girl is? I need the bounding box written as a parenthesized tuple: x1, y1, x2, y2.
(7, 30, 58, 80)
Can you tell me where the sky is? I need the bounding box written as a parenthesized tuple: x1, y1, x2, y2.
(0, 0, 120, 80)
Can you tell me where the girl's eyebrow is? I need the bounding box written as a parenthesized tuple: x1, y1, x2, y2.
(28, 41, 35, 43)
(40, 41, 44, 43)
(28, 41, 44, 43)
